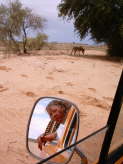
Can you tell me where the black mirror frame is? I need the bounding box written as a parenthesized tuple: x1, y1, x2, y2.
(26, 96, 80, 164)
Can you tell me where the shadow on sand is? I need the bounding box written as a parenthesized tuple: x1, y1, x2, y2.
(72, 54, 123, 63)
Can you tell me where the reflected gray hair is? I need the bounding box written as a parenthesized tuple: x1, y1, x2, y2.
(46, 100, 71, 114)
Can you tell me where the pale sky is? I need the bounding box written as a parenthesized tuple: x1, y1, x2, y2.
(0, 0, 95, 45)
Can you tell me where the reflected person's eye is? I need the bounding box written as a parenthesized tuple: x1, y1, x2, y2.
(51, 108, 57, 113)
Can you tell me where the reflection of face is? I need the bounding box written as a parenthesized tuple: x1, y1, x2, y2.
(47, 105, 65, 123)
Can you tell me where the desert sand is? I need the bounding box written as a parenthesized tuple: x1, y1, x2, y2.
(0, 49, 122, 164)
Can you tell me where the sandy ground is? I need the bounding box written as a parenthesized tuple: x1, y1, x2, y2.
(0, 49, 122, 164)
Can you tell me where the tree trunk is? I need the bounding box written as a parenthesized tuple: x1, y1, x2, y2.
(22, 23, 28, 54)
(8, 30, 20, 53)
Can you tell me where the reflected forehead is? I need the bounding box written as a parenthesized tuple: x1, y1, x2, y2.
(47, 104, 63, 112)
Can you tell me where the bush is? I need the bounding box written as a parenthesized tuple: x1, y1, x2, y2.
(27, 33, 48, 50)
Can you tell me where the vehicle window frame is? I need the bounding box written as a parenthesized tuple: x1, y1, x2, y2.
(106, 144, 123, 164)
(98, 70, 123, 164)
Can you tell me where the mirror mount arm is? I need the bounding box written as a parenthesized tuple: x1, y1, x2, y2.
(74, 147, 88, 164)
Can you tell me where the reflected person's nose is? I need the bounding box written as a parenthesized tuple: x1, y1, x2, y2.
(52, 112, 57, 119)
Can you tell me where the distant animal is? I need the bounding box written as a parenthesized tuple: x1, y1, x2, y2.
(71, 46, 85, 56)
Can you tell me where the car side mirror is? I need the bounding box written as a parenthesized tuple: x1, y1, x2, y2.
(26, 97, 79, 164)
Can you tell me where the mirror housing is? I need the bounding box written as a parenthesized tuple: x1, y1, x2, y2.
(26, 97, 79, 164)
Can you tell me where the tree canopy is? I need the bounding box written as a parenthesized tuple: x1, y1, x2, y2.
(58, 0, 123, 57)
(0, 0, 47, 54)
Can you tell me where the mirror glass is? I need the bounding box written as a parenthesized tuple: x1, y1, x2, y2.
(27, 97, 79, 164)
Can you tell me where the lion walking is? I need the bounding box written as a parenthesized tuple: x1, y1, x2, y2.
(71, 46, 85, 56)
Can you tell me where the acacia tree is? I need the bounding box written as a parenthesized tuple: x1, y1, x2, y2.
(20, 8, 47, 53)
(0, 0, 46, 54)
(0, 1, 23, 52)
(58, 0, 123, 57)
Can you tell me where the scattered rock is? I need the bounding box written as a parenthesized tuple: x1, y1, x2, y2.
(0, 66, 11, 72)
(58, 90, 64, 94)
(80, 94, 110, 110)
(71, 61, 74, 63)
(0, 84, 8, 92)
(23, 91, 36, 97)
(65, 82, 74, 86)
(0, 84, 3, 89)
(55, 68, 65, 72)
(21, 74, 28, 78)
(88, 88, 96, 92)
(103, 96, 113, 101)
(46, 76, 54, 80)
